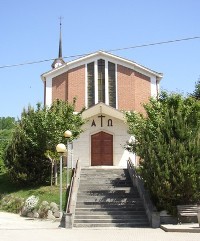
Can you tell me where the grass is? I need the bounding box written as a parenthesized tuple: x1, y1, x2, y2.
(0, 169, 72, 211)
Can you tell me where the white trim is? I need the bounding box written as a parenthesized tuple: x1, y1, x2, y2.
(85, 64, 88, 108)
(150, 76, 157, 97)
(115, 63, 118, 109)
(94, 60, 98, 104)
(41, 65, 69, 81)
(105, 60, 109, 105)
(41, 51, 163, 81)
(45, 77, 52, 106)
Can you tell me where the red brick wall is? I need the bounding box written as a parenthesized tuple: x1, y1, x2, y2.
(52, 72, 68, 102)
(134, 71, 151, 114)
(117, 64, 135, 110)
(68, 65, 85, 111)
(117, 64, 151, 114)
(51, 63, 150, 114)
(52, 65, 85, 111)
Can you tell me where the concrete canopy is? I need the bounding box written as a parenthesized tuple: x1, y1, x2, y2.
(82, 102, 124, 121)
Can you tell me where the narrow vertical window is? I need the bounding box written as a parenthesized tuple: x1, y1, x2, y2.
(108, 62, 116, 108)
(87, 62, 95, 108)
(98, 59, 105, 103)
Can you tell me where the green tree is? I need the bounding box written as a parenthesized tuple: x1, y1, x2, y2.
(0, 117, 15, 130)
(0, 117, 15, 173)
(5, 99, 84, 186)
(125, 92, 200, 213)
(191, 78, 200, 100)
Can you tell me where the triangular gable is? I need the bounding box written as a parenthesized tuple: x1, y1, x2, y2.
(41, 51, 163, 81)
(82, 102, 124, 121)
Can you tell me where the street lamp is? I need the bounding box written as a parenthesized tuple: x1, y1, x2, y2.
(64, 130, 72, 188)
(56, 143, 67, 217)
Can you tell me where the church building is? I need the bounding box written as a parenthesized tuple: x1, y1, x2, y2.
(41, 25, 163, 168)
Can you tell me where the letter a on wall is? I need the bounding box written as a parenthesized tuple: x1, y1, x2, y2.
(91, 119, 96, 127)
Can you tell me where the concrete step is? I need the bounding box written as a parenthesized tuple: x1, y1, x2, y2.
(73, 168, 149, 228)
(79, 180, 132, 183)
(76, 198, 143, 204)
(79, 183, 133, 188)
(80, 173, 131, 178)
(75, 209, 146, 215)
(80, 178, 131, 183)
(76, 197, 141, 202)
(74, 214, 148, 220)
(80, 176, 130, 179)
(74, 218, 148, 224)
(77, 186, 136, 192)
(77, 193, 140, 199)
(81, 168, 128, 172)
(73, 222, 149, 228)
(77, 189, 138, 194)
(80, 174, 130, 177)
(75, 203, 145, 210)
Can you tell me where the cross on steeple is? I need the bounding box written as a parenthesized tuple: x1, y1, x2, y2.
(59, 16, 63, 25)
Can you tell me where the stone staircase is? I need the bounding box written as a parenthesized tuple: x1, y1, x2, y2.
(73, 168, 149, 228)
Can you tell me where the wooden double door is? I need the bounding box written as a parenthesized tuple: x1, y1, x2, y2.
(91, 131, 113, 166)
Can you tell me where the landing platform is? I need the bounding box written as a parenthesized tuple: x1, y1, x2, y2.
(82, 166, 126, 169)
(161, 223, 200, 233)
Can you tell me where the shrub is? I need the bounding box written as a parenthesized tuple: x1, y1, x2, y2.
(0, 194, 24, 213)
(126, 92, 200, 214)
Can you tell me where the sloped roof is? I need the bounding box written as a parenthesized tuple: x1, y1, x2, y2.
(82, 102, 124, 121)
(41, 50, 163, 81)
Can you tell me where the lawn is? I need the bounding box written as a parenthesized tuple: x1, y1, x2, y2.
(0, 169, 72, 212)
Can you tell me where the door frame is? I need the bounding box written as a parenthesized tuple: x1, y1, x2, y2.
(90, 130, 114, 166)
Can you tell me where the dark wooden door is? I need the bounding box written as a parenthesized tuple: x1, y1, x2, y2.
(91, 131, 113, 166)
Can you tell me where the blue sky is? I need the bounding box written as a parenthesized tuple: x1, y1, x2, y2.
(0, 0, 200, 118)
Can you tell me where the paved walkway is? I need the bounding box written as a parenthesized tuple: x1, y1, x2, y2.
(0, 212, 200, 241)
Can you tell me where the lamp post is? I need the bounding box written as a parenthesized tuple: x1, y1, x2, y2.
(64, 130, 72, 188)
(56, 143, 67, 217)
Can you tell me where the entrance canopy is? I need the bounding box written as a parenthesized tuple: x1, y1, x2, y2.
(82, 102, 124, 121)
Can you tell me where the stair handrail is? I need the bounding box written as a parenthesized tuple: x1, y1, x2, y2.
(66, 159, 79, 213)
(127, 158, 160, 228)
(63, 159, 81, 228)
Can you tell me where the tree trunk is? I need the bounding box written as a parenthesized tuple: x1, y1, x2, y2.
(54, 162, 58, 186)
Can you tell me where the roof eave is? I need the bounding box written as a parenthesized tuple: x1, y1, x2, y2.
(41, 50, 163, 81)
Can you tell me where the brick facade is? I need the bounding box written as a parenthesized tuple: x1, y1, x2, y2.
(52, 72, 68, 101)
(52, 65, 85, 111)
(117, 64, 150, 114)
(134, 71, 151, 114)
(117, 64, 135, 111)
(51, 63, 151, 114)
(68, 65, 85, 111)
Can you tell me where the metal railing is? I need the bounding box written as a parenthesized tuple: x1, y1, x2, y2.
(66, 159, 79, 213)
(63, 159, 81, 228)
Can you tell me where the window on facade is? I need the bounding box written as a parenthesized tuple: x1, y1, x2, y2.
(87, 59, 116, 108)
(87, 62, 95, 108)
(98, 59, 105, 103)
(108, 61, 116, 108)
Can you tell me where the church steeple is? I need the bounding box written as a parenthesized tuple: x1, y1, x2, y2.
(51, 17, 65, 69)
(58, 18, 63, 59)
